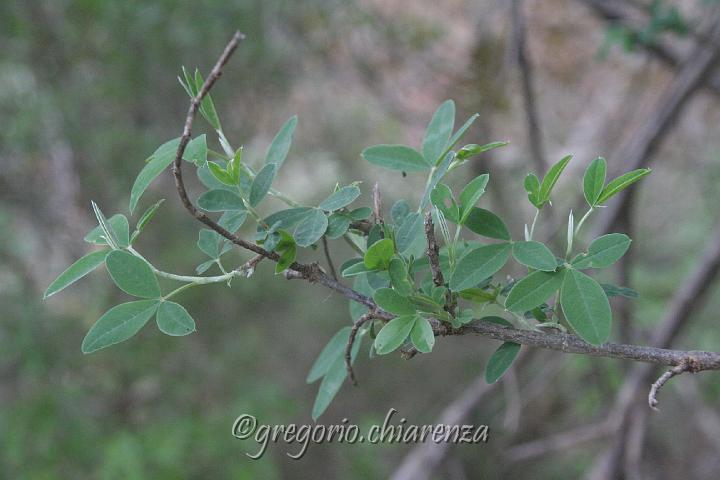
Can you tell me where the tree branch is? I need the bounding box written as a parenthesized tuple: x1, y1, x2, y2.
(456, 320, 720, 372)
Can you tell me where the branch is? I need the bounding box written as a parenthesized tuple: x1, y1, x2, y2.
(648, 357, 700, 410)
(169, 31, 381, 314)
(345, 313, 375, 386)
(321, 236, 338, 281)
(456, 320, 720, 372)
(424, 212, 444, 287)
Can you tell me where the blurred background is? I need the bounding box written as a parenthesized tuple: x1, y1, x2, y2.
(3, 0, 720, 478)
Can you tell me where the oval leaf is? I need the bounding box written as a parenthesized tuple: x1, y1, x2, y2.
(197, 189, 246, 212)
(485, 342, 521, 384)
(560, 269, 611, 345)
(82, 300, 160, 353)
(573, 233, 631, 269)
(374, 315, 416, 355)
(84, 214, 130, 247)
(156, 301, 196, 336)
(539, 154, 572, 205)
(583, 157, 607, 207)
(373, 288, 416, 315)
(249, 163, 277, 207)
(422, 100, 455, 165)
(293, 208, 328, 247)
(464, 207, 511, 240)
(319, 185, 361, 212)
(395, 212, 424, 254)
(105, 250, 161, 298)
(266, 115, 297, 168)
(459, 174, 489, 219)
(362, 145, 431, 172)
(129, 138, 180, 213)
(597, 168, 651, 205)
(307, 326, 352, 383)
(388, 258, 414, 296)
(410, 316, 435, 353)
(505, 270, 564, 312)
(44, 250, 110, 299)
(364, 238, 395, 270)
(430, 184, 459, 223)
(512, 241, 558, 272)
(449, 243, 512, 292)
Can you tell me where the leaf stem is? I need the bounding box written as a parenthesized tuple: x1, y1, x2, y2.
(528, 208, 540, 241)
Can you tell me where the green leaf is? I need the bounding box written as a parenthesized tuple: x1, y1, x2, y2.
(573, 233, 631, 269)
(410, 316, 435, 353)
(82, 300, 160, 353)
(524, 173, 541, 208)
(391, 199, 411, 224)
(198, 162, 236, 192)
(249, 163, 277, 207)
(197, 189, 246, 212)
(482, 316, 514, 328)
(156, 301, 196, 336)
(307, 327, 352, 383)
(44, 250, 110, 299)
(445, 113, 479, 153)
(583, 157, 607, 207)
(341, 261, 378, 277)
(198, 229, 222, 258)
(388, 258, 414, 296)
(105, 250, 161, 298)
(464, 207, 511, 240)
(184, 134, 207, 166)
(310, 329, 363, 420)
(90, 202, 122, 249)
(262, 207, 313, 232)
(129, 138, 182, 214)
(430, 184, 460, 223)
(326, 213, 351, 239)
(539, 154, 572, 205)
(84, 214, 130, 248)
(132, 199, 164, 241)
(364, 238, 395, 270)
(459, 174, 489, 220)
(293, 208, 328, 247)
(449, 243, 512, 292)
(458, 288, 495, 304)
(512, 241, 558, 272)
(455, 141, 508, 161)
(275, 231, 296, 273)
(195, 260, 215, 274)
(374, 315, 416, 355)
(505, 270, 564, 312)
(422, 100, 455, 165)
(561, 269, 611, 345)
(395, 212, 424, 254)
(207, 162, 236, 186)
(373, 288, 416, 315)
(319, 185, 361, 212)
(349, 207, 372, 221)
(362, 145, 431, 172)
(266, 115, 298, 168)
(485, 342, 521, 384)
(597, 168, 651, 205)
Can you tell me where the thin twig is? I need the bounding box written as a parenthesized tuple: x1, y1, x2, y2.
(321, 236, 338, 281)
(648, 357, 700, 410)
(169, 31, 381, 313)
(372, 182, 384, 226)
(424, 212, 444, 287)
(346, 313, 374, 386)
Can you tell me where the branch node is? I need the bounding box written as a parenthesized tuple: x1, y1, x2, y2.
(648, 357, 699, 411)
